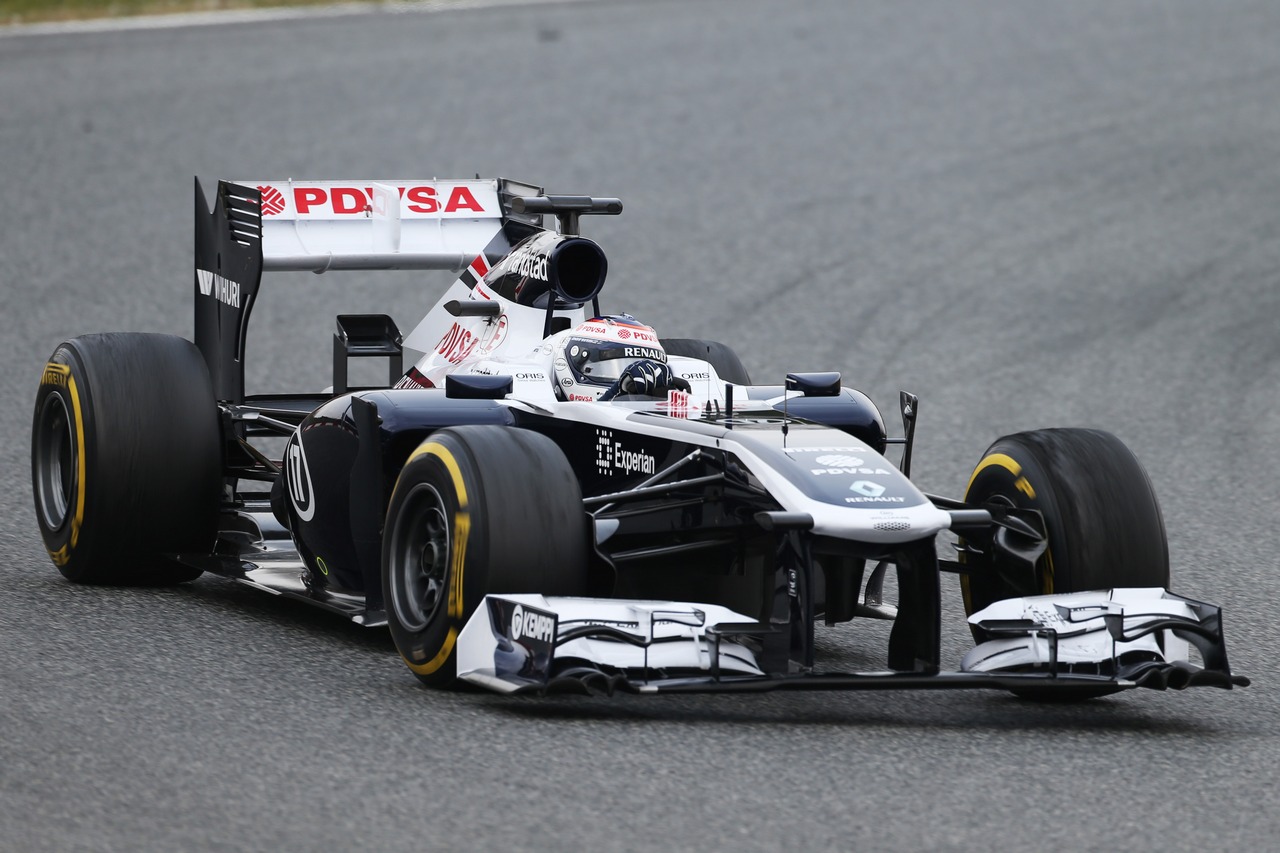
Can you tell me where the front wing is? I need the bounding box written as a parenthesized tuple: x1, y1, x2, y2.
(456, 590, 1248, 696)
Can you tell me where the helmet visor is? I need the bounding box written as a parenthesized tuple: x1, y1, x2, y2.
(566, 340, 667, 384)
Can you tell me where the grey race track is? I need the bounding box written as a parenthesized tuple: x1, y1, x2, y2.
(3, 1, 1279, 850)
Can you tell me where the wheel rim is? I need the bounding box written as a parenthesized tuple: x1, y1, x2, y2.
(34, 393, 74, 531)
(388, 483, 451, 633)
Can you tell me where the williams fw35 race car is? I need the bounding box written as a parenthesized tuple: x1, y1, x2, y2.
(31, 177, 1248, 700)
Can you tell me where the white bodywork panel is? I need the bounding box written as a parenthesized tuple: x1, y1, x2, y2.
(962, 588, 1198, 673)
(237, 179, 505, 272)
(401, 279, 584, 389)
(457, 594, 764, 694)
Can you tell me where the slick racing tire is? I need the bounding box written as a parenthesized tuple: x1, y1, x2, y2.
(961, 428, 1168, 700)
(383, 426, 589, 688)
(32, 333, 222, 584)
(660, 338, 752, 386)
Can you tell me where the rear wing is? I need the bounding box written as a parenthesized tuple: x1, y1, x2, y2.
(193, 177, 543, 402)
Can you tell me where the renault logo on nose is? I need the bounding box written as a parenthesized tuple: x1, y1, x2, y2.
(849, 480, 885, 497)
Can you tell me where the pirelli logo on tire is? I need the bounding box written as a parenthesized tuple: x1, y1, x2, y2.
(41, 362, 71, 388)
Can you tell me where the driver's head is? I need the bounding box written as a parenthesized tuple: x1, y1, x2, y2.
(552, 315, 666, 401)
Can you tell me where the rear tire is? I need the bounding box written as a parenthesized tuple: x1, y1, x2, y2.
(960, 428, 1169, 700)
(31, 333, 222, 584)
(660, 338, 752, 385)
(383, 426, 589, 687)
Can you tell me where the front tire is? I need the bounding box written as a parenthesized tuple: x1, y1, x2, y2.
(960, 428, 1169, 700)
(31, 333, 221, 584)
(383, 426, 589, 687)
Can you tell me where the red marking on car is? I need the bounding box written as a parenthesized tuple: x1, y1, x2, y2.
(667, 388, 691, 418)
(258, 186, 287, 216)
(287, 185, 488, 216)
(435, 322, 481, 364)
(393, 367, 433, 389)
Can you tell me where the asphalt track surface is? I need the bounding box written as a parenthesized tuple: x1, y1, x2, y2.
(3, 1, 1280, 850)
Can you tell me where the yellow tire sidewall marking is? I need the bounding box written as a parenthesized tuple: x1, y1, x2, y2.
(69, 375, 87, 548)
(402, 439, 471, 675)
(961, 451, 1055, 607)
(965, 452, 1035, 500)
(403, 628, 458, 676)
(41, 362, 87, 563)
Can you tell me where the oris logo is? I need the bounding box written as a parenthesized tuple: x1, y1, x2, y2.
(510, 604, 556, 643)
(258, 185, 287, 216)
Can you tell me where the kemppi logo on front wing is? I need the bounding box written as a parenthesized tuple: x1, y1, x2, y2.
(510, 604, 556, 643)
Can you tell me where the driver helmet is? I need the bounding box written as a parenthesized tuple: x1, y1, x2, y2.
(552, 314, 666, 401)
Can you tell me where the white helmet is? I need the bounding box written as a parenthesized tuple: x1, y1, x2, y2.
(552, 315, 666, 401)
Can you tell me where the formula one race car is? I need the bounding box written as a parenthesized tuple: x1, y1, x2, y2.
(31, 177, 1248, 700)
